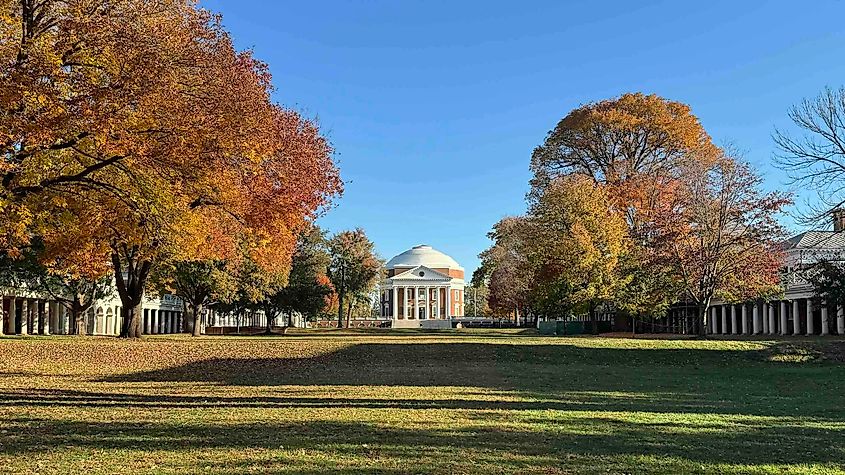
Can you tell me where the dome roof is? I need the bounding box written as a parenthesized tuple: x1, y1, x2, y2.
(386, 245, 463, 270)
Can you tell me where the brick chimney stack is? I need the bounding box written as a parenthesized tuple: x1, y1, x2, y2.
(834, 208, 845, 232)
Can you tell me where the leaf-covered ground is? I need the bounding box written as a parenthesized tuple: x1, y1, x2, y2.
(0, 329, 844, 474)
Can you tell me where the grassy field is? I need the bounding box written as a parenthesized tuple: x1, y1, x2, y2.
(0, 329, 844, 474)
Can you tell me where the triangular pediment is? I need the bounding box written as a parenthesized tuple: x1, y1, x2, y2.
(390, 265, 451, 281)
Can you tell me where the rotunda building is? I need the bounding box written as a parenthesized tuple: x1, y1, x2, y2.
(380, 245, 464, 328)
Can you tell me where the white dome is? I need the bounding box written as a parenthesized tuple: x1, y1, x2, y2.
(386, 245, 463, 270)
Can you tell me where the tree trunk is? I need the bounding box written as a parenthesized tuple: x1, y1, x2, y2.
(346, 298, 353, 328)
(71, 308, 83, 335)
(112, 247, 153, 339)
(190, 303, 203, 337)
(265, 312, 273, 335)
(337, 289, 345, 329)
(120, 302, 143, 338)
(589, 301, 598, 335)
(698, 304, 708, 337)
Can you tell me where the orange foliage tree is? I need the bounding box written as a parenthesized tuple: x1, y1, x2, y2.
(1, 0, 341, 337)
(650, 154, 790, 334)
(530, 93, 719, 234)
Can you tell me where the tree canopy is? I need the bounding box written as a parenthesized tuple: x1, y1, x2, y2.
(1, 0, 342, 337)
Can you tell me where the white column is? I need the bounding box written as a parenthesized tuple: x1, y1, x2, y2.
(392, 287, 398, 319)
(38, 301, 48, 335)
(20, 299, 29, 335)
(752, 304, 760, 334)
(51, 303, 60, 334)
(821, 301, 829, 336)
(710, 307, 717, 334)
(446, 287, 451, 319)
(793, 300, 801, 336)
(762, 303, 769, 334)
(768, 303, 776, 335)
(780, 301, 788, 336)
(721, 305, 728, 335)
(741, 304, 748, 335)
(414, 287, 420, 319)
(807, 300, 815, 335)
(7, 297, 16, 334)
(154, 310, 161, 334)
(731, 305, 738, 335)
(61, 306, 70, 334)
(424, 286, 430, 319)
(407, 288, 411, 319)
(838, 305, 845, 335)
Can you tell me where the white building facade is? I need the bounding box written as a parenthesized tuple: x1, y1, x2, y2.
(703, 214, 845, 336)
(0, 289, 185, 336)
(380, 245, 464, 329)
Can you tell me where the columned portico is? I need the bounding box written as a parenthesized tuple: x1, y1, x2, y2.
(382, 245, 464, 329)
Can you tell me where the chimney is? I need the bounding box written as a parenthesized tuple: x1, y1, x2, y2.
(834, 209, 845, 232)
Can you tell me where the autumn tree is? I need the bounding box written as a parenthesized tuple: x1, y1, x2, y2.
(1, 0, 342, 337)
(528, 175, 629, 333)
(651, 155, 790, 334)
(153, 260, 235, 336)
(477, 216, 536, 322)
(257, 225, 332, 333)
(327, 229, 381, 329)
(530, 93, 719, 235)
(774, 86, 845, 224)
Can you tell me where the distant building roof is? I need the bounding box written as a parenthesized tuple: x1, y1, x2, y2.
(385, 245, 463, 270)
(785, 231, 845, 250)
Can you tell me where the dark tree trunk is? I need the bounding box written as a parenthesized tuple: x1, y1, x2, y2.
(120, 302, 143, 338)
(71, 307, 83, 335)
(190, 302, 204, 337)
(337, 289, 345, 329)
(589, 301, 598, 335)
(698, 304, 708, 337)
(265, 312, 273, 335)
(112, 246, 153, 339)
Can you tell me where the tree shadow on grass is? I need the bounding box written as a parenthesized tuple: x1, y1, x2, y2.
(86, 342, 845, 417)
(0, 387, 721, 414)
(0, 416, 843, 470)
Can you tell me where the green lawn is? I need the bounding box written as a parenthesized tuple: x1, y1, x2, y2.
(1, 330, 844, 474)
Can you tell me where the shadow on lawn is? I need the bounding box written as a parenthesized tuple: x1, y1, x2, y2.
(0, 415, 842, 470)
(73, 342, 845, 417)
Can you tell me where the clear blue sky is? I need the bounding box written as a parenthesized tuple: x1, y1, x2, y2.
(202, 0, 845, 276)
